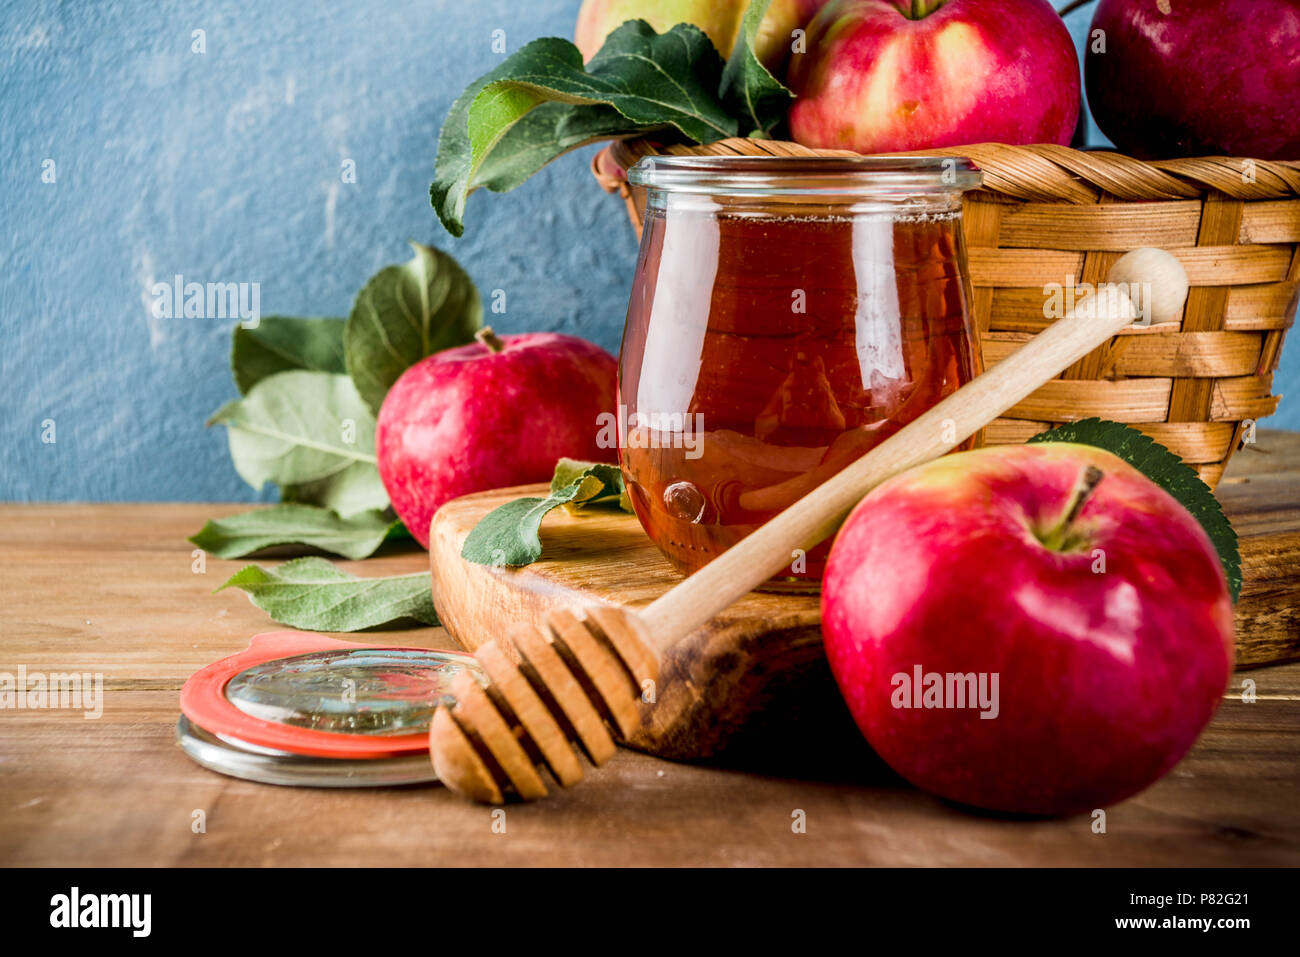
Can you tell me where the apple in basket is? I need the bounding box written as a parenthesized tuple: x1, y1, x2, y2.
(575, 0, 831, 69)
(786, 0, 1080, 153)
(376, 329, 617, 548)
(1086, 0, 1300, 160)
(821, 443, 1234, 816)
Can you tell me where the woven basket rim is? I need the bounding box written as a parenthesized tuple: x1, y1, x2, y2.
(597, 139, 1300, 204)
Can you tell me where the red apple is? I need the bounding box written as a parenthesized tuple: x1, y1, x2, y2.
(787, 0, 1080, 153)
(821, 443, 1234, 816)
(376, 329, 617, 548)
(1086, 0, 1300, 160)
(575, 0, 830, 69)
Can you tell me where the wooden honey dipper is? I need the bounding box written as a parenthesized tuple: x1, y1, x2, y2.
(430, 248, 1191, 803)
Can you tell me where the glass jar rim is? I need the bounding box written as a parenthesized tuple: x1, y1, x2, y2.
(627, 154, 982, 196)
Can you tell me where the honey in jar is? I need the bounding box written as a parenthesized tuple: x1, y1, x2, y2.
(618, 156, 982, 591)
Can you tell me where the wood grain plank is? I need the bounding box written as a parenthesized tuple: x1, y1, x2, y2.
(982, 330, 1264, 378)
(1211, 374, 1282, 421)
(1059, 194, 1121, 381)
(983, 418, 1239, 465)
(2, 682, 1296, 867)
(1169, 194, 1245, 424)
(962, 197, 1003, 342)
(997, 201, 1202, 251)
(989, 288, 1199, 334)
(1239, 199, 1300, 244)
(1176, 243, 1292, 285)
(1006, 377, 1174, 422)
(0, 504, 451, 685)
(969, 248, 1083, 287)
(2, 436, 1299, 866)
(969, 244, 1292, 291)
(1224, 281, 1300, 327)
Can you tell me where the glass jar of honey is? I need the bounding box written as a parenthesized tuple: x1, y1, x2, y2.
(617, 155, 983, 591)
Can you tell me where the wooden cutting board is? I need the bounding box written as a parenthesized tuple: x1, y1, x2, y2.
(430, 430, 1300, 761)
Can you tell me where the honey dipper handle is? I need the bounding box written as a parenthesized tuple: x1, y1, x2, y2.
(642, 248, 1188, 650)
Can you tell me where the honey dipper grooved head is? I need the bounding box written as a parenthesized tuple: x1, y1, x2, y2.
(429, 606, 661, 804)
(449, 669, 548, 800)
(476, 637, 584, 787)
(511, 620, 616, 766)
(429, 706, 504, 804)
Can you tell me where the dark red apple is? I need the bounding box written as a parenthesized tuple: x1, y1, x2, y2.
(1087, 0, 1300, 160)
(821, 442, 1234, 816)
(376, 329, 617, 547)
(787, 0, 1080, 153)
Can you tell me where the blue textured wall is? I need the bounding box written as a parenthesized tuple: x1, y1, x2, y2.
(1, 1, 1295, 503)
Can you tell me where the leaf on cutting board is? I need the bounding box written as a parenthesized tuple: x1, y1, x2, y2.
(719, 0, 795, 138)
(231, 317, 347, 394)
(1029, 418, 1242, 601)
(463, 460, 630, 566)
(217, 557, 437, 631)
(343, 242, 482, 415)
(208, 370, 388, 516)
(549, 457, 628, 511)
(432, 21, 736, 236)
(189, 505, 400, 560)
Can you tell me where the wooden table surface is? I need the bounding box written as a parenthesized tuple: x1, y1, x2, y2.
(3, 438, 1300, 867)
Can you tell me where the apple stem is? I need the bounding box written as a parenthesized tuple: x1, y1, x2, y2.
(475, 327, 506, 353)
(907, 0, 941, 18)
(1063, 465, 1105, 527)
(1054, 0, 1091, 18)
(1042, 464, 1105, 551)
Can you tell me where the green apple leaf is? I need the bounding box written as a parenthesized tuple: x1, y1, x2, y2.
(231, 317, 347, 394)
(208, 370, 387, 516)
(1029, 418, 1241, 601)
(460, 490, 584, 568)
(276, 465, 389, 519)
(343, 242, 482, 416)
(550, 457, 627, 511)
(720, 0, 795, 138)
(217, 557, 437, 631)
(385, 519, 413, 541)
(189, 505, 400, 560)
(433, 91, 638, 237)
(462, 459, 631, 566)
(468, 25, 734, 148)
(432, 21, 736, 236)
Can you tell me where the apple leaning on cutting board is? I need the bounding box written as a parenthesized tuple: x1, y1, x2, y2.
(377, 329, 618, 549)
(202, 1, 1294, 812)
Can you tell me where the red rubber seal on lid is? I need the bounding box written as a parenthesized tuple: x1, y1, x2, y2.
(180, 632, 439, 759)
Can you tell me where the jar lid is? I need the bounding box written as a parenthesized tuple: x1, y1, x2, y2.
(627, 154, 982, 196)
(176, 715, 441, 788)
(178, 631, 481, 786)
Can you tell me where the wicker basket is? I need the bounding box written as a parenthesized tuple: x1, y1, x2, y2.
(593, 138, 1300, 488)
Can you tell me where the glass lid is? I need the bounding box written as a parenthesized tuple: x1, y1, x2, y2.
(225, 647, 470, 736)
(627, 154, 982, 196)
